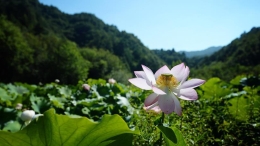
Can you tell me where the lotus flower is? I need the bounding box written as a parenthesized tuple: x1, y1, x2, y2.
(128, 63, 205, 115)
(21, 110, 35, 122)
(15, 103, 23, 110)
(108, 78, 116, 84)
(21, 110, 43, 125)
(82, 84, 91, 91)
(55, 79, 60, 83)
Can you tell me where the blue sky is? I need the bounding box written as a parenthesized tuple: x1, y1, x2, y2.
(39, 0, 260, 51)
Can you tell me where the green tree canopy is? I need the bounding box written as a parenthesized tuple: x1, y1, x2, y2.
(0, 16, 34, 82)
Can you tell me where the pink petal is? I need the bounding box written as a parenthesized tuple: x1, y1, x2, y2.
(144, 93, 159, 106)
(142, 65, 156, 84)
(172, 95, 182, 116)
(171, 63, 185, 81)
(145, 106, 161, 113)
(179, 88, 198, 100)
(146, 101, 159, 110)
(128, 78, 152, 90)
(152, 86, 166, 95)
(134, 71, 153, 86)
(158, 94, 175, 114)
(179, 66, 190, 84)
(172, 88, 180, 96)
(154, 65, 171, 79)
(179, 79, 205, 89)
(134, 71, 145, 78)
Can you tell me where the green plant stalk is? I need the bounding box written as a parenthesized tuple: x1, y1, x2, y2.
(159, 112, 165, 145)
(20, 122, 24, 130)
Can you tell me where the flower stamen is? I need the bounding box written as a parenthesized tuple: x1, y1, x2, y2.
(156, 73, 178, 89)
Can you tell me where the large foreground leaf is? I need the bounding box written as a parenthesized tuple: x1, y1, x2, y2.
(158, 126, 186, 146)
(0, 109, 138, 146)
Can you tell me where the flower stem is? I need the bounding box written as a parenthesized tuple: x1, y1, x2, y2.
(159, 112, 165, 145)
(160, 112, 165, 125)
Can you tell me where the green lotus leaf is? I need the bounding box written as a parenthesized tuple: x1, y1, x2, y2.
(200, 78, 231, 99)
(228, 95, 250, 121)
(157, 126, 186, 146)
(0, 109, 138, 146)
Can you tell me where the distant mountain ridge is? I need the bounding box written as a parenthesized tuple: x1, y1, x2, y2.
(198, 27, 260, 67)
(190, 27, 260, 81)
(179, 46, 222, 58)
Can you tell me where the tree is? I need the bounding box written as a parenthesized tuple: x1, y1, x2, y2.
(80, 48, 131, 83)
(0, 16, 34, 82)
(32, 35, 90, 84)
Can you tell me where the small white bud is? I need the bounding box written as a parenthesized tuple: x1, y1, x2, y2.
(108, 78, 116, 84)
(21, 110, 35, 122)
(15, 103, 23, 110)
(82, 84, 90, 91)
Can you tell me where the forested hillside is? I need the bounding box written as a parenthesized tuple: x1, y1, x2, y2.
(190, 27, 260, 81)
(152, 49, 188, 65)
(208, 28, 260, 66)
(151, 27, 260, 81)
(0, 0, 164, 84)
(0, 0, 260, 84)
